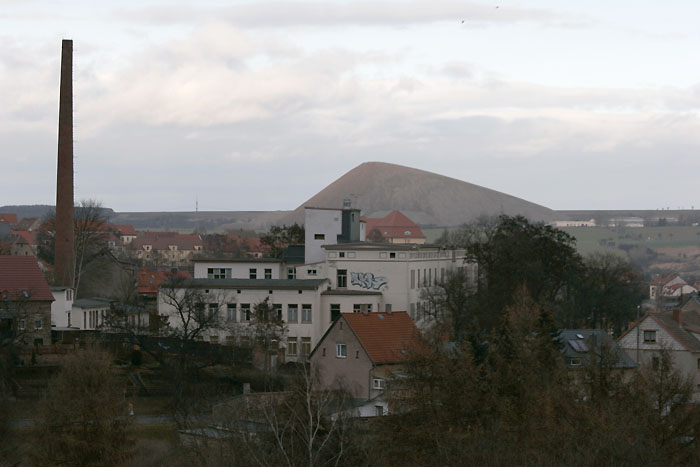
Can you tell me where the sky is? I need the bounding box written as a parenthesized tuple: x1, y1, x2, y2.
(2, 0, 700, 212)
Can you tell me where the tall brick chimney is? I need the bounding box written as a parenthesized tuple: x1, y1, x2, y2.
(54, 39, 75, 287)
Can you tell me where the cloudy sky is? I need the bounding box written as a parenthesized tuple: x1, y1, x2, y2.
(2, 0, 700, 212)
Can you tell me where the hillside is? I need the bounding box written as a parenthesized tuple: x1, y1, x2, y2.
(279, 162, 554, 226)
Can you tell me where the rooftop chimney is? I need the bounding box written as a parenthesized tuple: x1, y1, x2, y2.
(54, 39, 75, 287)
(673, 309, 682, 324)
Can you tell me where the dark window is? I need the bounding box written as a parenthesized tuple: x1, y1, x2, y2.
(644, 330, 656, 343)
(331, 304, 341, 321)
(249, 269, 257, 279)
(314, 234, 325, 240)
(264, 268, 272, 279)
(337, 269, 347, 288)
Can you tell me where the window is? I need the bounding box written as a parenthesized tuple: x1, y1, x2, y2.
(411, 270, 415, 289)
(353, 304, 372, 313)
(302, 304, 312, 323)
(288, 268, 296, 279)
(569, 358, 582, 366)
(385, 304, 392, 313)
(337, 269, 347, 288)
(227, 304, 236, 321)
(241, 304, 251, 321)
(373, 378, 385, 390)
(644, 330, 657, 343)
(336, 343, 347, 358)
(18, 319, 26, 330)
(322, 347, 326, 356)
(273, 304, 283, 320)
(35, 318, 43, 330)
(249, 268, 257, 279)
(356, 350, 359, 359)
(314, 233, 325, 240)
(339, 252, 345, 258)
(307, 269, 317, 276)
(301, 337, 311, 356)
(207, 268, 231, 279)
(375, 405, 384, 417)
(208, 303, 218, 318)
(390, 252, 396, 258)
(288, 305, 298, 323)
(330, 304, 341, 321)
(264, 268, 272, 279)
(287, 337, 298, 356)
(353, 304, 361, 313)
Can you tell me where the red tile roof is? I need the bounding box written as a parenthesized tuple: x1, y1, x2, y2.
(111, 224, 137, 236)
(10, 230, 37, 245)
(651, 273, 682, 286)
(137, 268, 192, 296)
(0, 256, 54, 301)
(0, 213, 18, 225)
(362, 210, 425, 240)
(132, 233, 203, 251)
(342, 311, 422, 363)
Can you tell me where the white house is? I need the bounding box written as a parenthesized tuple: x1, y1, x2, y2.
(71, 298, 112, 330)
(50, 286, 74, 328)
(618, 309, 700, 397)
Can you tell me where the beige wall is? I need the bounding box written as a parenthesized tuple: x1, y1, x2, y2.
(312, 316, 373, 398)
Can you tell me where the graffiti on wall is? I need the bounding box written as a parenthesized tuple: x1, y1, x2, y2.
(350, 272, 388, 290)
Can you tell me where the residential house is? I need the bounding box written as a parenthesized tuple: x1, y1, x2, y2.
(0, 256, 53, 345)
(111, 224, 137, 244)
(310, 311, 422, 416)
(559, 329, 637, 380)
(362, 210, 426, 244)
(71, 297, 113, 330)
(131, 232, 203, 267)
(618, 309, 700, 397)
(0, 213, 18, 226)
(50, 286, 75, 328)
(649, 274, 686, 300)
(550, 219, 597, 228)
(7, 230, 38, 256)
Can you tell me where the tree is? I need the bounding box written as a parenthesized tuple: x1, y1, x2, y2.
(33, 350, 132, 466)
(248, 298, 287, 390)
(260, 223, 304, 257)
(570, 252, 646, 335)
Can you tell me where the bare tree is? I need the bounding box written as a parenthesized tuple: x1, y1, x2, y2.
(33, 350, 132, 466)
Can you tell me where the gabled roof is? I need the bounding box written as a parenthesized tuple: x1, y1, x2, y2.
(0, 213, 18, 225)
(0, 256, 54, 301)
(341, 311, 422, 364)
(10, 230, 37, 245)
(651, 273, 684, 286)
(362, 210, 426, 240)
(618, 311, 700, 352)
(132, 233, 203, 250)
(111, 224, 137, 236)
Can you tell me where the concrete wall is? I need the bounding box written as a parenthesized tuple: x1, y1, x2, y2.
(305, 208, 343, 264)
(50, 288, 73, 327)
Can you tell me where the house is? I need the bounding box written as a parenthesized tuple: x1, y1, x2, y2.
(6, 230, 38, 256)
(0, 213, 18, 226)
(111, 224, 137, 244)
(50, 286, 75, 328)
(618, 309, 700, 396)
(131, 232, 203, 267)
(559, 329, 637, 377)
(0, 256, 53, 346)
(663, 282, 697, 297)
(71, 297, 113, 330)
(550, 219, 597, 228)
(362, 211, 426, 244)
(649, 274, 686, 300)
(309, 311, 422, 416)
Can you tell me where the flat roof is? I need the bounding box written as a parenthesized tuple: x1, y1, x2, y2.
(171, 278, 328, 290)
(193, 258, 282, 263)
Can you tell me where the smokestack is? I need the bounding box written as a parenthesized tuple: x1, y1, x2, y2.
(54, 39, 75, 287)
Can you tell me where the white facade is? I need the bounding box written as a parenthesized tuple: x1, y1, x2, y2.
(322, 243, 473, 324)
(304, 207, 365, 264)
(157, 279, 330, 361)
(71, 298, 112, 330)
(50, 286, 74, 328)
(193, 259, 284, 280)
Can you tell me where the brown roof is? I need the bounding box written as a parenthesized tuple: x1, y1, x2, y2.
(111, 224, 137, 236)
(0, 213, 18, 225)
(0, 256, 54, 301)
(651, 273, 682, 286)
(138, 268, 192, 297)
(132, 233, 203, 251)
(362, 210, 426, 240)
(342, 311, 422, 363)
(618, 310, 700, 353)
